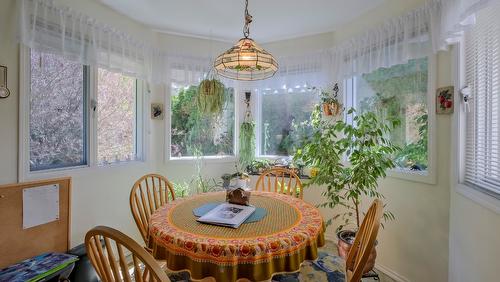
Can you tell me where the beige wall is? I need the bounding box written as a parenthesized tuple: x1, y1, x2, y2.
(0, 0, 19, 184)
(449, 192, 500, 282)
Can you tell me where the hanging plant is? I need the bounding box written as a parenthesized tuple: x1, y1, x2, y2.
(239, 121, 255, 168)
(197, 71, 226, 115)
(320, 83, 343, 116)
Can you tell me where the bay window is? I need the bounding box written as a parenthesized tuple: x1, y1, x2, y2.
(29, 50, 88, 171)
(170, 84, 235, 159)
(22, 49, 144, 176)
(97, 69, 141, 165)
(257, 87, 318, 157)
(345, 57, 432, 174)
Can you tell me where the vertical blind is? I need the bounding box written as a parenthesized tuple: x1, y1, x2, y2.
(464, 1, 500, 197)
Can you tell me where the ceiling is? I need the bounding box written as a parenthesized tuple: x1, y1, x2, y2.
(98, 0, 386, 43)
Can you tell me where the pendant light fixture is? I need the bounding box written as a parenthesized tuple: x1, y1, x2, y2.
(214, 0, 278, 81)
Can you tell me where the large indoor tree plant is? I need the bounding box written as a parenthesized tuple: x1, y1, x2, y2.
(294, 106, 399, 272)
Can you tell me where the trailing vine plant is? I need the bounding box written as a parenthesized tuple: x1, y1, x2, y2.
(239, 121, 255, 168)
(239, 92, 256, 168)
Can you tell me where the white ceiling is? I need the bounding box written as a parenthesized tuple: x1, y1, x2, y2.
(98, 0, 386, 43)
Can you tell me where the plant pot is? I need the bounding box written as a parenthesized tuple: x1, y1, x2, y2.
(337, 230, 377, 274)
(330, 102, 342, 116)
(289, 167, 300, 176)
(322, 103, 333, 116)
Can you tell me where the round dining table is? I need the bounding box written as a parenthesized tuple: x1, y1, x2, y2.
(149, 191, 325, 282)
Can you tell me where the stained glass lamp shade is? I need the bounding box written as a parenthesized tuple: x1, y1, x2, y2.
(214, 38, 278, 81)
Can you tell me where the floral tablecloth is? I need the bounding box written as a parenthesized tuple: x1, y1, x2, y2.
(149, 191, 325, 282)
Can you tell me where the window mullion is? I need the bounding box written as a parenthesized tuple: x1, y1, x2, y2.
(88, 65, 98, 167)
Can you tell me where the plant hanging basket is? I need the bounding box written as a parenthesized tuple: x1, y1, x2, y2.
(197, 70, 226, 115)
(322, 102, 342, 116)
(322, 103, 333, 116)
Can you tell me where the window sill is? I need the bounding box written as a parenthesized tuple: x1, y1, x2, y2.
(248, 172, 311, 180)
(21, 160, 149, 182)
(167, 156, 237, 164)
(455, 183, 500, 215)
(386, 168, 436, 185)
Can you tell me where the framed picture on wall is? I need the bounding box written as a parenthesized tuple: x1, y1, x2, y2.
(151, 103, 164, 120)
(436, 86, 454, 114)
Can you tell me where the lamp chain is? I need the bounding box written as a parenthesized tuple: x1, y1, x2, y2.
(243, 0, 252, 38)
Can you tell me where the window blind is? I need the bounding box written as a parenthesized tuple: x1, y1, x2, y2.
(464, 1, 500, 198)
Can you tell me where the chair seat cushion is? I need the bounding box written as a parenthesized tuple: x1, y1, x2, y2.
(271, 251, 346, 282)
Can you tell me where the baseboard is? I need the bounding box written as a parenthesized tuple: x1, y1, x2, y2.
(374, 263, 411, 282)
(324, 237, 411, 282)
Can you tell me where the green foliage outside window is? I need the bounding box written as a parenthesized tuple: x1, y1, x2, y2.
(171, 86, 235, 157)
(357, 57, 429, 171)
(260, 91, 318, 156)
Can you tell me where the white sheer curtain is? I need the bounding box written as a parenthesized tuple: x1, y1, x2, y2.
(429, 0, 496, 51)
(255, 51, 332, 92)
(18, 0, 154, 80)
(153, 52, 236, 88)
(331, 3, 432, 81)
(331, 0, 500, 81)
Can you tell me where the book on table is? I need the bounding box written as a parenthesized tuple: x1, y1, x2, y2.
(197, 203, 256, 228)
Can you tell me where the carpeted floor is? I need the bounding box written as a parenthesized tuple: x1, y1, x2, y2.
(166, 241, 396, 282)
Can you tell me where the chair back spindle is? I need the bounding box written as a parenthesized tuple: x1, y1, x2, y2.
(255, 168, 303, 199)
(130, 174, 175, 246)
(85, 226, 170, 282)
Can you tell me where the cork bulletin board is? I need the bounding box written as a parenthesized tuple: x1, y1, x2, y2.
(0, 177, 71, 268)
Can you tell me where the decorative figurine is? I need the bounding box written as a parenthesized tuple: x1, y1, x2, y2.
(226, 187, 251, 206)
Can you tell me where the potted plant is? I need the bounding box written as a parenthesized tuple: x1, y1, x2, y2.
(294, 106, 399, 273)
(232, 172, 250, 188)
(246, 159, 271, 174)
(223, 163, 251, 188)
(320, 83, 342, 116)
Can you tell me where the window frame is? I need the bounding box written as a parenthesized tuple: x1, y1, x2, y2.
(19, 47, 148, 181)
(343, 55, 438, 184)
(165, 83, 239, 163)
(454, 36, 500, 213)
(93, 68, 145, 166)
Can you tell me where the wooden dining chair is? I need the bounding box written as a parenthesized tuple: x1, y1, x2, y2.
(255, 167, 303, 199)
(345, 199, 383, 282)
(130, 174, 176, 247)
(85, 226, 171, 282)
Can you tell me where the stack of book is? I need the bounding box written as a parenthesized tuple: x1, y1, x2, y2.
(197, 203, 256, 229)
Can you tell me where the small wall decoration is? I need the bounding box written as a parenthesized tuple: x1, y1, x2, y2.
(151, 103, 164, 120)
(436, 86, 454, 114)
(0, 65, 10, 99)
